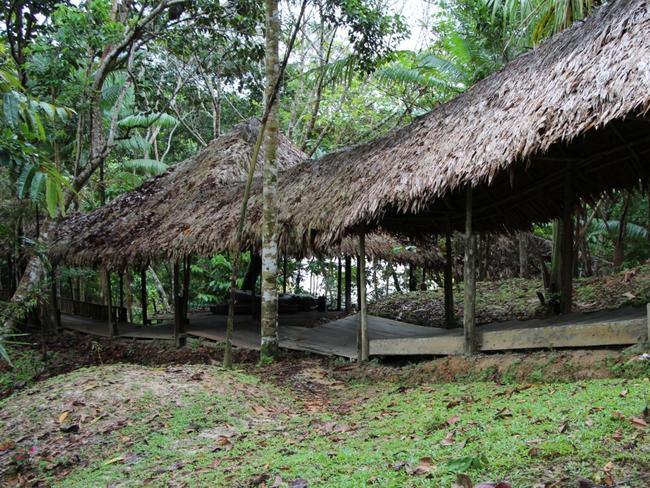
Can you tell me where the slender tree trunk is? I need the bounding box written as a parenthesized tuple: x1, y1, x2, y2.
(344, 256, 352, 313)
(148, 265, 171, 312)
(125, 268, 134, 323)
(260, 0, 281, 362)
(613, 192, 631, 267)
(390, 264, 401, 293)
(282, 254, 288, 294)
(559, 167, 574, 314)
(444, 223, 455, 328)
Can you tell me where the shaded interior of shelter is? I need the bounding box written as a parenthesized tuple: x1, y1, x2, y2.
(376, 114, 650, 236)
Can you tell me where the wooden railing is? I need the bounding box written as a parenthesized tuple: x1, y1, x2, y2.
(59, 298, 127, 322)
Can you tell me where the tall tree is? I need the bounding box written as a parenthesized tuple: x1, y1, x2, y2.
(260, 0, 281, 362)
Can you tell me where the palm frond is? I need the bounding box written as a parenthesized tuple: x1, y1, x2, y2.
(123, 158, 168, 175)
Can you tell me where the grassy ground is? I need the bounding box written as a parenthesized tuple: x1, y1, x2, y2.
(369, 264, 650, 327)
(1, 352, 649, 487)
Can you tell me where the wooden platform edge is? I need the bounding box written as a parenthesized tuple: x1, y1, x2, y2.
(370, 318, 648, 356)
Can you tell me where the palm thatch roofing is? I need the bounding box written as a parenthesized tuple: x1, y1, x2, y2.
(53, 0, 649, 267)
(269, 0, 649, 248)
(50, 119, 441, 269)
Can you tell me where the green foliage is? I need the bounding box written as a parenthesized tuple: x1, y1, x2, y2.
(488, 0, 598, 44)
(122, 159, 168, 176)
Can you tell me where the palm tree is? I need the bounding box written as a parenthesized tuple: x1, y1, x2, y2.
(489, 0, 599, 44)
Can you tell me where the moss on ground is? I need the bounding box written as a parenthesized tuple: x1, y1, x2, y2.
(1, 362, 649, 487)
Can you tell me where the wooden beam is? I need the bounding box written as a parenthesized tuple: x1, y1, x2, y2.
(463, 189, 477, 354)
(358, 233, 369, 362)
(344, 255, 352, 313)
(336, 257, 342, 311)
(140, 266, 148, 325)
(444, 217, 454, 328)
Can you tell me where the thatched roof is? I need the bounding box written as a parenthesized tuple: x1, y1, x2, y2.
(51, 119, 441, 269)
(53, 0, 649, 267)
(270, 0, 650, 247)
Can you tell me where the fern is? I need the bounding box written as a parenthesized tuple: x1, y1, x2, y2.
(118, 113, 178, 130)
(123, 158, 168, 175)
(117, 134, 151, 154)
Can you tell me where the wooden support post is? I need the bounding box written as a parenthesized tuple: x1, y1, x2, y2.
(118, 271, 125, 322)
(358, 233, 369, 362)
(444, 220, 455, 328)
(344, 256, 352, 313)
(463, 189, 477, 354)
(140, 266, 148, 325)
(103, 269, 116, 339)
(183, 254, 191, 325)
(560, 166, 574, 314)
(336, 257, 342, 311)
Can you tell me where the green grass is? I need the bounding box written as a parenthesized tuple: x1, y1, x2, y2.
(59, 376, 650, 487)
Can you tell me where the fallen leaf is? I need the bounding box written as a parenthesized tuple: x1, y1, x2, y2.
(104, 456, 124, 465)
(603, 461, 615, 487)
(447, 415, 461, 426)
(619, 389, 628, 398)
(440, 431, 455, 446)
(409, 456, 435, 475)
(630, 417, 648, 429)
(58, 411, 70, 424)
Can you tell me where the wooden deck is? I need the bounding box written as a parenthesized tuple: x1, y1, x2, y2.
(61, 305, 649, 359)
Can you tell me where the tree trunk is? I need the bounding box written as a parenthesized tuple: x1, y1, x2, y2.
(344, 256, 352, 313)
(444, 222, 455, 328)
(260, 0, 281, 362)
(242, 252, 262, 291)
(613, 192, 631, 267)
(125, 268, 134, 323)
(559, 167, 574, 314)
(148, 265, 171, 312)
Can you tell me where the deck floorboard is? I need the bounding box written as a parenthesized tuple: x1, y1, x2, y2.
(61, 305, 647, 358)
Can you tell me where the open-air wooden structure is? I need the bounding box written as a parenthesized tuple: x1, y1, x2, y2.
(51, 0, 650, 358)
(50, 119, 442, 347)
